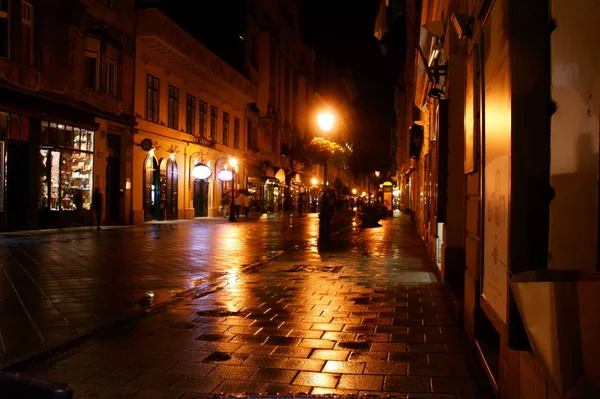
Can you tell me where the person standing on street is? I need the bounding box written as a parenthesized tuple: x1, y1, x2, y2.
(243, 194, 250, 217)
(234, 192, 243, 218)
(92, 187, 102, 230)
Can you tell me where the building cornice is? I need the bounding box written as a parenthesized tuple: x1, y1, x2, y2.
(136, 9, 257, 103)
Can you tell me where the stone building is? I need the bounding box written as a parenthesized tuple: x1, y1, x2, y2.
(243, 0, 316, 213)
(0, 0, 135, 230)
(377, 0, 600, 397)
(132, 8, 256, 222)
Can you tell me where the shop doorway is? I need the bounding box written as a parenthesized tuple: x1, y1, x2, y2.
(193, 179, 209, 217)
(6, 142, 29, 229)
(105, 133, 121, 223)
(143, 155, 160, 220)
(165, 159, 178, 220)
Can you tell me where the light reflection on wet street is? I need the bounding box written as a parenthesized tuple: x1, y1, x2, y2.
(19, 214, 491, 398)
(0, 214, 321, 366)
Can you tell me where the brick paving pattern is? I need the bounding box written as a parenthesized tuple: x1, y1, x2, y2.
(20, 214, 491, 398)
(0, 215, 320, 366)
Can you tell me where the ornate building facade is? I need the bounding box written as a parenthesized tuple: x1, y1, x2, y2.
(132, 8, 256, 222)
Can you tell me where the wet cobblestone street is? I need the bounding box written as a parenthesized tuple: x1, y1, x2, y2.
(18, 214, 491, 398)
(0, 214, 321, 366)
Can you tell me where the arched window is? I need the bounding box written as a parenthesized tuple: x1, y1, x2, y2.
(166, 159, 178, 219)
(143, 155, 158, 220)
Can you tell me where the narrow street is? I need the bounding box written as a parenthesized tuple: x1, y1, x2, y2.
(17, 214, 491, 398)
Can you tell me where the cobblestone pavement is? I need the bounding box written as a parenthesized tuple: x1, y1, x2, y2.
(21, 214, 491, 398)
(0, 214, 327, 366)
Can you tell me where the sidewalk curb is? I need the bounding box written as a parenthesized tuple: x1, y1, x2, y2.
(0, 218, 355, 373)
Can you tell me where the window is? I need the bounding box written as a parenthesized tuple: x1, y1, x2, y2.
(222, 112, 230, 146)
(233, 117, 240, 149)
(84, 37, 100, 89)
(0, 0, 9, 59)
(146, 74, 159, 123)
(168, 85, 179, 129)
(105, 44, 117, 95)
(0, 111, 29, 141)
(247, 120, 257, 149)
(39, 121, 95, 211)
(200, 100, 207, 137)
(21, 1, 33, 65)
(186, 94, 196, 134)
(210, 106, 217, 140)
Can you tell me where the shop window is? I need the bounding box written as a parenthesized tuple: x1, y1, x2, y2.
(210, 105, 217, 140)
(222, 112, 229, 146)
(233, 117, 240, 149)
(199, 100, 207, 137)
(186, 94, 196, 134)
(168, 85, 179, 130)
(0, 112, 29, 141)
(21, 1, 33, 65)
(0, 0, 9, 59)
(84, 37, 100, 90)
(39, 121, 94, 211)
(146, 74, 159, 123)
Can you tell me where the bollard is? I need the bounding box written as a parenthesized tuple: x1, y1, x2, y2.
(0, 371, 73, 399)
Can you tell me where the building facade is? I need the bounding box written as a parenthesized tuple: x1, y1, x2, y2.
(132, 8, 256, 222)
(0, 0, 135, 231)
(243, 0, 315, 213)
(378, 0, 600, 397)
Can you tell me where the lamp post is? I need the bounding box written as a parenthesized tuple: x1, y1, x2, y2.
(228, 158, 238, 222)
(317, 112, 334, 242)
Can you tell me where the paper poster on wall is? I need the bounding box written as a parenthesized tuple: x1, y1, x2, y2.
(483, 155, 509, 323)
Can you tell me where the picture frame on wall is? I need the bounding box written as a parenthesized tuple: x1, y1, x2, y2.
(464, 48, 477, 174)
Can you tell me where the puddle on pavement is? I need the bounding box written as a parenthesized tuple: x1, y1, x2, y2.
(336, 341, 372, 350)
(286, 265, 343, 273)
(202, 352, 232, 363)
(195, 309, 245, 317)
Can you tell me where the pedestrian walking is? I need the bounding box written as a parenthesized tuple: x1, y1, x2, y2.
(298, 193, 305, 216)
(243, 194, 250, 217)
(73, 188, 84, 228)
(92, 187, 102, 230)
(234, 192, 243, 218)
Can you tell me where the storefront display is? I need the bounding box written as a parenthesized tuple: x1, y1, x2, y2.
(39, 121, 94, 211)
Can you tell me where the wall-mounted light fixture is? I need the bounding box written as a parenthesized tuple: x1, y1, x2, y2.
(450, 13, 473, 39)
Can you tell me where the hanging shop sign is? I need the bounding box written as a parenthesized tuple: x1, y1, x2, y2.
(217, 169, 233, 182)
(192, 163, 212, 180)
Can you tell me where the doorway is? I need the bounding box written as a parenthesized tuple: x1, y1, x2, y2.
(105, 133, 121, 223)
(143, 155, 160, 220)
(6, 142, 29, 229)
(165, 159, 178, 219)
(193, 179, 209, 217)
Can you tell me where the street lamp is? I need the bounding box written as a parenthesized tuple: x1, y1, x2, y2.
(228, 158, 238, 222)
(317, 112, 335, 243)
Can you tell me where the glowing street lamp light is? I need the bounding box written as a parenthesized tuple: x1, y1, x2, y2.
(352, 188, 357, 195)
(311, 178, 319, 186)
(317, 112, 335, 133)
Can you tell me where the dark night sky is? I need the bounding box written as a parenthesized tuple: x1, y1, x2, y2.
(153, 0, 396, 165)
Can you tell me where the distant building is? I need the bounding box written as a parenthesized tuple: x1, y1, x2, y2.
(132, 8, 256, 221)
(0, 0, 136, 230)
(243, 0, 316, 213)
